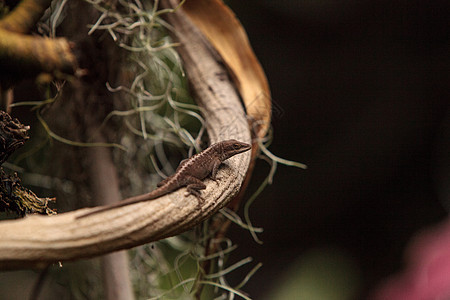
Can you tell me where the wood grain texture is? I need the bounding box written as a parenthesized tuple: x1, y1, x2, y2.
(182, 0, 272, 138)
(0, 0, 251, 270)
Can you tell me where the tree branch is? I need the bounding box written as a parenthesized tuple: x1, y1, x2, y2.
(0, 0, 251, 270)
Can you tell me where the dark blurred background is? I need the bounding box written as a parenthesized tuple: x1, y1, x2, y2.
(0, 1, 448, 299)
(225, 0, 449, 298)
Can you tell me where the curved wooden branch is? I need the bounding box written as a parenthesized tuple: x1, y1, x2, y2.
(182, 0, 271, 138)
(0, 0, 251, 270)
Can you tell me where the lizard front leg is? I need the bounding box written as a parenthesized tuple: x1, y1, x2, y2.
(209, 158, 222, 181)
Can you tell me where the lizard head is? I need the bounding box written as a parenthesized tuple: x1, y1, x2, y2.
(218, 139, 252, 160)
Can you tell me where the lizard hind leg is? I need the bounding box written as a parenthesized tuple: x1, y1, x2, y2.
(184, 176, 207, 203)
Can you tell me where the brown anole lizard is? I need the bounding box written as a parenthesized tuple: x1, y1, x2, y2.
(77, 139, 251, 219)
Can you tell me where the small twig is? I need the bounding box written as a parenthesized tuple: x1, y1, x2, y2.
(28, 265, 50, 300)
